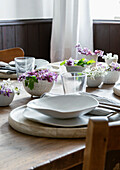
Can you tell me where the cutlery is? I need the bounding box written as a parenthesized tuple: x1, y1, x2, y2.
(98, 104, 120, 112)
(107, 111, 118, 119)
(99, 101, 120, 108)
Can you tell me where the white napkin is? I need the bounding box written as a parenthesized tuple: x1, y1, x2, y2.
(0, 69, 16, 74)
(0, 62, 16, 74)
(0, 61, 9, 67)
(80, 92, 120, 106)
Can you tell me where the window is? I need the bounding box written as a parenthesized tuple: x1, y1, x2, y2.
(91, 0, 120, 20)
(0, 0, 53, 20)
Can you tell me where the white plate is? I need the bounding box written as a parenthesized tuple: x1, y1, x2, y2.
(35, 59, 49, 70)
(23, 106, 89, 127)
(27, 95, 99, 119)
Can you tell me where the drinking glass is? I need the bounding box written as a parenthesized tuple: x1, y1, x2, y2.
(15, 57, 35, 79)
(61, 72, 87, 94)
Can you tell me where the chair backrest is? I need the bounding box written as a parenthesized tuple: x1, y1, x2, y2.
(0, 47, 24, 63)
(83, 117, 120, 170)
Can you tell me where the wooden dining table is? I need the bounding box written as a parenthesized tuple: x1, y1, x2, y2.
(0, 77, 120, 170)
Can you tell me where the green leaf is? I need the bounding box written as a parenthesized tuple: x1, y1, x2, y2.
(87, 59, 95, 65)
(60, 60, 66, 66)
(77, 73, 83, 75)
(28, 78, 34, 90)
(25, 80, 28, 86)
(15, 87, 18, 91)
(25, 77, 39, 90)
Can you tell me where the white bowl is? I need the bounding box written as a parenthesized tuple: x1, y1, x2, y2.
(27, 95, 99, 119)
(65, 65, 88, 72)
(0, 92, 14, 106)
(23, 80, 54, 96)
(104, 71, 120, 84)
(87, 76, 104, 87)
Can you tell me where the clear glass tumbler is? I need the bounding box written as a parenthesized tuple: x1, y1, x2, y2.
(61, 72, 87, 94)
(15, 57, 35, 79)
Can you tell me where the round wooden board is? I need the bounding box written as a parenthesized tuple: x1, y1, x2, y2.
(8, 105, 87, 138)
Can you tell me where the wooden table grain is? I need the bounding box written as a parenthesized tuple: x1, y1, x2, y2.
(0, 79, 120, 170)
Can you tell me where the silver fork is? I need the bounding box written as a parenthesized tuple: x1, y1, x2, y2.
(107, 111, 118, 119)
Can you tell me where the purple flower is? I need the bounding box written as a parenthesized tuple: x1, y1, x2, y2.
(109, 62, 120, 71)
(98, 62, 120, 72)
(19, 69, 58, 82)
(94, 50, 104, 57)
(66, 58, 74, 66)
(0, 79, 20, 97)
(75, 44, 81, 48)
(75, 44, 104, 57)
(0, 85, 12, 97)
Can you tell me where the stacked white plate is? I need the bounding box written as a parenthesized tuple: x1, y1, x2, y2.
(23, 95, 99, 127)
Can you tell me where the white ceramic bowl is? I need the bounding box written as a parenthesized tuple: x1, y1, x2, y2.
(23, 80, 54, 96)
(87, 76, 104, 87)
(27, 95, 99, 119)
(65, 65, 88, 72)
(104, 71, 120, 84)
(0, 92, 14, 106)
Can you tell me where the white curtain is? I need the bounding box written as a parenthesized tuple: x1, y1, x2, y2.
(50, 0, 93, 62)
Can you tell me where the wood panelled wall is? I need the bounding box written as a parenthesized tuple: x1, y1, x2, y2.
(93, 20, 120, 63)
(0, 19, 52, 62)
(0, 19, 120, 63)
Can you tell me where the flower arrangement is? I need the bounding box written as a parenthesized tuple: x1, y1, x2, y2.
(83, 66, 107, 80)
(105, 62, 120, 72)
(97, 62, 120, 72)
(100, 62, 120, 84)
(60, 58, 95, 67)
(75, 44, 104, 57)
(0, 79, 20, 97)
(107, 62, 120, 71)
(18, 69, 58, 90)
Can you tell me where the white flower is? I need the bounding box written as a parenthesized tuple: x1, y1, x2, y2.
(83, 66, 107, 80)
(0, 79, 20, 95)
(102, 53, 118, 60)
(113, 54, 118, 59)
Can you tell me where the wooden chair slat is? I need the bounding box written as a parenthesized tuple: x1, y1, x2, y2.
(0, 47, 24, 63)
(83, 117, 120, 170)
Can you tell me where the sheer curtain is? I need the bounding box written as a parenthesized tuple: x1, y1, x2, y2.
(50, 0, 93, 62)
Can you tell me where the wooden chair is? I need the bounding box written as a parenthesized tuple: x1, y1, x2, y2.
(0, 47, 24, 63)
(83, 117, 120, 170)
